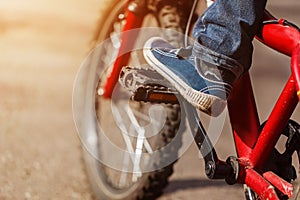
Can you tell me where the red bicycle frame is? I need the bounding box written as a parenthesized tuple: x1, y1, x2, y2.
(101, 1, 300, 199)
(102, 1, 147, 98)
(227, 12, 300, 199)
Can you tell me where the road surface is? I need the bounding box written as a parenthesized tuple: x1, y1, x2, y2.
(0, 0, 299, 199)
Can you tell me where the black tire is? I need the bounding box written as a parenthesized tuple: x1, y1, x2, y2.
(73, 0, 194, 199)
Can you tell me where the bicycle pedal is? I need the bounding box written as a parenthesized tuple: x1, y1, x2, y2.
(133, 85, 179, 104)
(119, 66, 179, 104)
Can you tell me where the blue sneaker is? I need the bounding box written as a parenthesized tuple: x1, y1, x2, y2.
(143, 37, 236, 116)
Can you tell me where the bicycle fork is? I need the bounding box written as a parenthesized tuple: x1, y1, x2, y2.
(102, 0, 148, 98)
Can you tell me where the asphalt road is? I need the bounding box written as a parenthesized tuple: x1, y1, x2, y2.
(0, 0, 299, 199)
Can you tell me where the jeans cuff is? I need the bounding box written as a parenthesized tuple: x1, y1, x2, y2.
(192, 40, 244, 79)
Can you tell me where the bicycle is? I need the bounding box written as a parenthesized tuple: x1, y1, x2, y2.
(72, 0, 300, 199)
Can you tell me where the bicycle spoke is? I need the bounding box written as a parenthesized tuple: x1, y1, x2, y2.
(119, 151, 131, 187)
(110, 32, 121, 49)
(133, 130, 144, 181)
(132, 108, 162, 127)
(126, 105, 154, 153)
(125, 104, 145, 179)
(110, 102, 148, 179)
(111, 102, 135, 155)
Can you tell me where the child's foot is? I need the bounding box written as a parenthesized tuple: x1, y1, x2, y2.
(143, 37, 236, 116)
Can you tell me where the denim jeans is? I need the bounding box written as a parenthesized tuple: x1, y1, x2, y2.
(192, 0, 267, 75)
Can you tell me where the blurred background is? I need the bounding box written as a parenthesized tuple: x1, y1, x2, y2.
(0, 0, 299, 199)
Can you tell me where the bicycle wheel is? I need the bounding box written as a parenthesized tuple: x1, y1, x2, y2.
(73, 0, 200, 199)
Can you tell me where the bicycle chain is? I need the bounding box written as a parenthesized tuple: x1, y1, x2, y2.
(119, 66, 179, 104)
